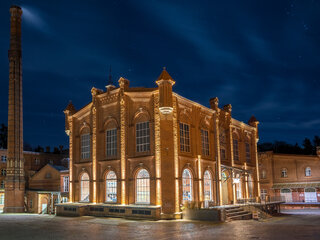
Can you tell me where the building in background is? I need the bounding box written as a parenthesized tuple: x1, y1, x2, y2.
(0, 149, 68, 212)
(60, 68, 260, 219)
(259, 150, 320, 207)
(26, 164, 69, 214)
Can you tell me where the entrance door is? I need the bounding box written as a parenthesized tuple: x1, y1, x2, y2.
(41, 204, 47, 214)
(222, 172, 229, 205)
(280, 189, 292, 202)
(305, 188, 317, 202)
(234, 178, 242, 200)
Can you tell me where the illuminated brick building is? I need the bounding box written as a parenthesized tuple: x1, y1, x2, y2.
(62, 68, 261, 218)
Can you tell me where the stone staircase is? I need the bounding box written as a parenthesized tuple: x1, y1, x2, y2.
(225, 206, 252, 221)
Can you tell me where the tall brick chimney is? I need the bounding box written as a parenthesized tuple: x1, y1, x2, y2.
(4, 5, 25, 213)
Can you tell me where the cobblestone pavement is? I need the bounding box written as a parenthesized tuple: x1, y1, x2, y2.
(0, 211, 319, 240)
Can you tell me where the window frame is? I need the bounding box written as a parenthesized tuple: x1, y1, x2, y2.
(80, 173, 90, 202)
(63, 176, 69, 192)
(136, 121, 150, 153)
(233, 139, 239, 161)
(203, 170, 212, 201)
(0, 194, 5, 205)
(81, 133, 91, 160)
(182, 169, 193, 202)
(305, 167, 311, 177)
(201, 129, 210, 156)
(135, 169, 150, 204)
(106, 171, 117, 203)
(106, 128, 117, 158)
(180, 122, 191, 153)
(281, 168, 288, 178)
(245, 142, 251, 163)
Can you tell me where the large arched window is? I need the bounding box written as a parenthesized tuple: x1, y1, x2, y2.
(305, 167, 311, 177)
(204, 170, 212, 201)
(136, 169, 150, 204)
(80, 173, 90, 202)
(106, 171, 117, 202)
(182, 169, 193, 202)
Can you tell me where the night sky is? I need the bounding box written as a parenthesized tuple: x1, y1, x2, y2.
(0, 0, 319, 149)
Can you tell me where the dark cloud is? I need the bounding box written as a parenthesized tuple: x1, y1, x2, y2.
(0, 0, 319, 148)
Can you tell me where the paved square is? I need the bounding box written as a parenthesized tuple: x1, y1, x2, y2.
(0, 210, 320, 240)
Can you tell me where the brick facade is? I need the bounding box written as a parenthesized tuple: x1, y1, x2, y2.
(65, 68, 260, 217)
(259, 151, 320, 203)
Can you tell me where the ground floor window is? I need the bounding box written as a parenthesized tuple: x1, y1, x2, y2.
(248, 174, 254, 198)
(280, 188, 292, 202)
(106, 171, 117, 202)
(234, 175, 242, 200)
(0, 194, 4, 205)
(182, 169, 192, 202)
(136, 169, 150, 204)
(80, 173, 90, 202)
(305, 188, 317, 203)
(203, 170, 212, 201)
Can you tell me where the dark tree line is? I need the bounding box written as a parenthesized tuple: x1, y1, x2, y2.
(0, 123, 67, 154)
(258, 136, 320, 155)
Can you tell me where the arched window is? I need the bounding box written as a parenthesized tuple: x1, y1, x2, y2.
(106, 171, 117, 202)
(182, 169, 193, 202)
(305, 167, 311, 177)
(281, 168, 288, 178)
(204, 170, 212, 201)
(1, 169, 6, 176)
(136, 169, 150, 204)
(80, 173, 90, 202)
